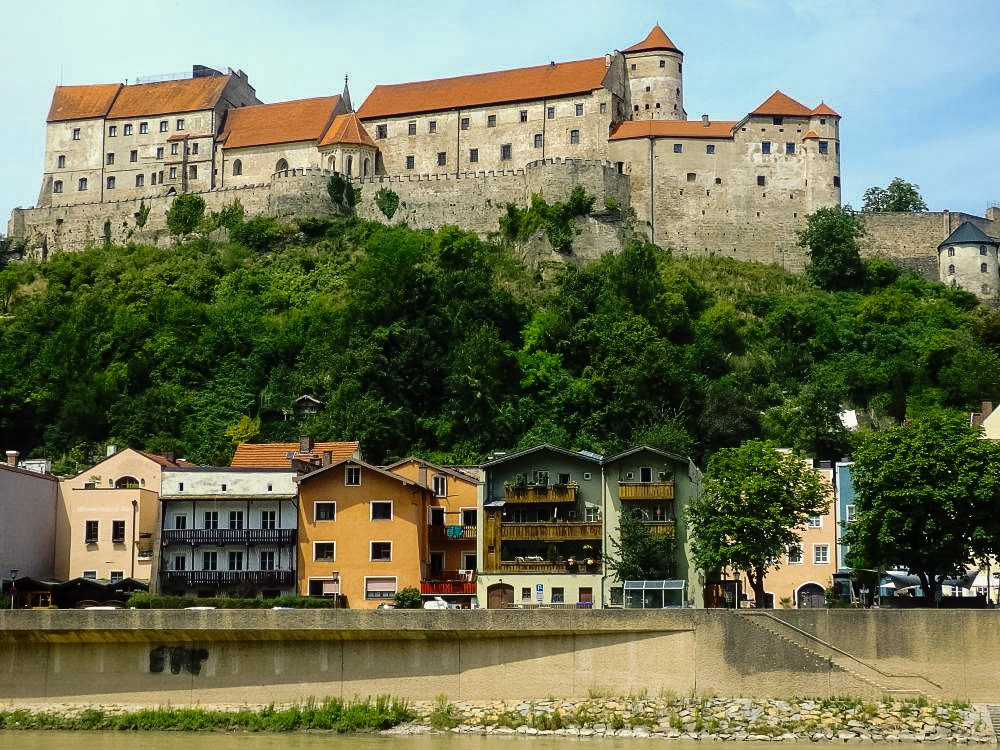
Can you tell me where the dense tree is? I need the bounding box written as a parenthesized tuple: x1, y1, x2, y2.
(862, 177, 928, 213)
(604, 511, 678, 582)
(374, 187, 400, 221)
(687, 440, 829, 606)
(798, 206, 866, 291)
(165, 193, 206, 239)
(843, 411, 1000, 604)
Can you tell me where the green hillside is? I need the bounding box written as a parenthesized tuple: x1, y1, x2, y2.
(2, 213, 998, 473)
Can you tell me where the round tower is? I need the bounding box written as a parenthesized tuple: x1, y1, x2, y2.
(938, 221, 1000, 302)
(622, 25, 685, 120)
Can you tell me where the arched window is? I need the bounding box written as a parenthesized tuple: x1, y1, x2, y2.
(947, 247, 955, 257)
(275, 158, 288, 173)
(328, 155, 335, 172)
(77, 177, 88, 191)
(53, 180, 63, 193)
(948, 264, 956, 275)
(232, 159, 242, 176)
(115, 476, 140, 489)
(363, 158, 370, 177)
(346, 155, 353, 176)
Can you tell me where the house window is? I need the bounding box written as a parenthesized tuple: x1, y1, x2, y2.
(706, 144, 715, 154)
(77, 177, 88, 191)
(83, 571, 97, 580)
(173, 555, 186, 571)
(818, 141, 828, 154)
(429, 120, 437, 133)
(174, 515, 188, 530)
(500, 143, 512, 160)
(533, 133, 543, 148)
(487, 114, 497, 128)
(813, 544, 829, 564)
(575, 103, 583, 116)
(228, 551, 243, 571)
(112, 520, 126, 542)
(106, 152, 115, 165)
(260, 550, 276, 570)
(204, 511, 219, 530)
(787, 545, 803, 564)
(123, 124, 133, 136)
(189, 165, 197, 179)
(437, 151, 447, 166)
(346, 466, 361, 485)
(371, 501, 392, 520)
(519, 110, 528, 123)
(407, 121, 416, 135)
(982, 263, 989, 274)
(570, 129, 580, 144)
(365, 577, 396, 599)
(260, 510, 276, 529)
(159, 120, 168, 132)
(807, 515, 821, 528)
(315, 502, 336, 521)
(845, 504, 856, 523)
(672, 143, 682, 153)
(785, 142, 795, 155)
(53, 180, 63, 193)
(521, 587, 531, 600)
(202, 551, 218, 571)
(761, 141, 771, 154)
(469, 148, 478, 163)
(57, 154, 66, 168)
(460, 117, 469, 130)
(757, 175, 766, 186)
(376, 123, 387, 139)
(156, 147, 164, 159)
(169, 166, 177, 179)
(108, 125, 117, 137)
(170, 143, 179, 155)
(314, 542, 335, 561)
(547, 106, 555, 119)
(371, 541, 392, 561)
(176, 118, 184, 130)
(232, 159, 242, 176)
(229, 510, 244, 530)
(405, 155, 415, 170)
(432, 475, 447, 497)
(461, 508, 477, 526)
(773, 116, 784, 125)
(129, 149, 138, 162)
(948, 247, 955, 257)
(72, 127, 81, 140)
(85, 520, 99, 543)
(552, 587, 565, 604)
(139, 122, 148, 134)
(584, 506, 601, 522)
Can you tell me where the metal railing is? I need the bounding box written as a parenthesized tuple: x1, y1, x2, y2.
(161, 528, 296, 545)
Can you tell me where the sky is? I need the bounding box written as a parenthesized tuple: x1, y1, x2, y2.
(2, 0, 999, 229)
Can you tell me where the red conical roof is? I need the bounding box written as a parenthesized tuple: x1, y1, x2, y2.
(624, 24, 681, 54)
(811, 102, 840, 118)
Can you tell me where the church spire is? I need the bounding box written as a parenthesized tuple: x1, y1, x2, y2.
(341, 74, 353, 112)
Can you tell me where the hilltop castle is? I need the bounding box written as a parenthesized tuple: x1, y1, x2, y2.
(10, 24, 998, 299)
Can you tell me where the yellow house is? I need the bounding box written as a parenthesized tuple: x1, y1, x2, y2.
(296, 458, 431, 607)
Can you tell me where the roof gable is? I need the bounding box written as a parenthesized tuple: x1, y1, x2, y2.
(483, 443, 602, 468)
(220, 96, 342, 149)
(107, 75, 231, 119)
(603, 444, 689, 465)
(319, 112, 376, 148)
(297, 457, 423, 488)
(384, 457, 482, 485)
(750, 90, 812, 117)
(358, 57, 610, 120)
(231, 441, 360, 468)
(939, 221, 998, 248)
(47, 83, 122, 123)
(624, 24, 681, 54)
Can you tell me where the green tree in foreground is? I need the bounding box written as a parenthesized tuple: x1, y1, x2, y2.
(688, 440, 828, 607)
(393, 586, 422, 609)
(843, 411, 1000, 604)
(374, 187, 400, 221)
(165, 193, 206, 239)
(862, 177, 928, 212)
(799, 206, 866, 291)
(604, 511, 677, 582)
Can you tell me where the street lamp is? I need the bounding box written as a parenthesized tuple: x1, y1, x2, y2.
(9, 569, 18, 610)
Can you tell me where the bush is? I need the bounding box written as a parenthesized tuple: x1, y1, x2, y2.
(230, 216, 286, 253)
(394, 586, 423, 609)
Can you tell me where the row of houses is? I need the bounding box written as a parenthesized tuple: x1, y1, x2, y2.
(1, 437, 857, 609)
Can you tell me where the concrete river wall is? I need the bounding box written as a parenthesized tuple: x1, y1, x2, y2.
(0, 608, 995, 705)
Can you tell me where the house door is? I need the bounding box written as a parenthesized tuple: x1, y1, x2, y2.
(578, 587, 593, 605)
(487, 583, 514, 609)
(797, 583, 826, 608)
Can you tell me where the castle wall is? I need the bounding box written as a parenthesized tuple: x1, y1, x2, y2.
(39, 116, 106, 207)
(219, 142, 324, 189)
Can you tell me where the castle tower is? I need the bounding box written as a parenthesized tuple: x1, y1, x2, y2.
(622, 24, 685, 120)
(938, 221, 1000, 302)
(802, 102, 841, 212)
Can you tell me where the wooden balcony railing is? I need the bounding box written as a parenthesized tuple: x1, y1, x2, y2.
(161, 528, 297, 546)
(499, 521, 602, 541)
(618, 482, 675, 500)
(492, 560, 603, 574)
(504, 483, 578, 504)
(644, 520, 677, 538)
(159, 570, 295, 587)
(420, 580, 477, 595)
(428, 524, 476, 540)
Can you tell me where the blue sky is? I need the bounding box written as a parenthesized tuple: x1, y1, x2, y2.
(2, 0, 998, 229)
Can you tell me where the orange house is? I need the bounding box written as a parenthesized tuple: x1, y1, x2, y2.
(296, 458, 432, 607)
(386, 458, 481, 607)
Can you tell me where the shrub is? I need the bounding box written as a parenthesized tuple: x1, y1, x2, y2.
(393, 586, 422, 609)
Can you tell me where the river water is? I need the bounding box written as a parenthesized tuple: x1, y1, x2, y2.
(0, 733, 944, 750)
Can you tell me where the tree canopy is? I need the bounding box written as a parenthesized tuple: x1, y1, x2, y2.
(798, 206, 866, 291)
(687, 440, 829, 606)
(604, 512, 678, 582)
(843, 411, 1000, 603)
(862, 178, 928, 213)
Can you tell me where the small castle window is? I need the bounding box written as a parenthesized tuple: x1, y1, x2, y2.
(630, 63, 636, 71)
(139, 122, 148, 134)
(982, 263, 989, 274)
(170, 143, 179, 156)
(106, 176, 115, 189)
(819, 141, 828, 154)
(706, 144, 715, 154)
(833, 176, 841, 187)
(460, 118, 469, 131)
(232, 159, 242, 176)
(169, 166, 177, 179)
(275, 158, 288, 172)
(655, 103, 661, 109)
(600, 102, 607, 114)
(519, 110, 528, 123)
(53, 180, 63, 193)
(819, 118, 827, 125)
(570, 129, 580, 144)
(130, 150, 138, 163)
(773, 117, 783, 125)
(673, 143, 682, 153)
(156, 146, 164, 159)
(947, 247, 955, 257)
(633, 105, 639, 112)
(533, 133, 543, 148)
(686, 172, 696, 182)
(77, 177, 87, 191)
(437, 151, 446, 166)
(785, 142, 795, 155)
(363, 158, 370, 176)
(487, 114, 497, 128)
(645, 85, 651, 92)
(159, 120, 168, 133)
(547, 106, 555, 119)
(108, 125, 117, 137)
(405, 155, 414, 170)
(644, 104, 650, 109)
(575, 103, 584, 116)
(346, 155, 353, 175)
(469, 148, 478, 163)
(191, 143, 198, 155)
(678, 62, 682, 72)
(176, 118, 184, 131)
(106, 152, 115, 165)
(72, 127, 81, 140)
(761, 141, 771, 154)
(675, 87, 680, 96)
(376, 124, 387, 139)
(500, 143, 512, 161)
(715, 177, 722, 185)
(57, 155, 66, 168)
(135, 175, 143, 188)
(407, 121, 416, 135)
(189, 165, 197, 179)
(757, 175, 766, 186)
(659, 59, 665, 68)
(150, 172, 157, 185)
(123, 124, 133, 136)
(948, 264, 956, 274)
(981, 246, 988, 255)
(429, 120, 437, 133)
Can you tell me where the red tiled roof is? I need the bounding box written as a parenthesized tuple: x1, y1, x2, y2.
(801, 129, 820, 140)
(220, 96, 341, 149)
(108, 75, 232, 118)
(811, 102, 840, 118)
(319, 112, 376, 148)
(610, 119, 736, 141)
(624, 24, 681, 54)
(137, 450, 198, 468)
(47, 83, 122, 122)
(230, 442, 360, 468)
(750, 90, 812, 117)
(358, 57, 610, 119)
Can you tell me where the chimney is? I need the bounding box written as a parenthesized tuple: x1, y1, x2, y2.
(702, 114, 710, 127)
(300, 436, 313, 454)
(604, 53, 611, 68)
(107, 444, 117, 457)
(322, 450, 332, 467)
(5, 450, 18, 467)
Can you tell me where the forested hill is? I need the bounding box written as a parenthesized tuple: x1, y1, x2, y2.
(2, 215, 998, 474)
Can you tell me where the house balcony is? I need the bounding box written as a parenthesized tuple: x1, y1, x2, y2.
(496, 559, 603, 574)
(500, 521, 602, 542)
(428, 524, 476, 540)
(618, 481, 675, 500)
(643, 520, 677, 538)
(504, 483, 578, 504)
(161, 528, 297, 546)
(159, 570, 295, 587)
(420, 579, 477, 595)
